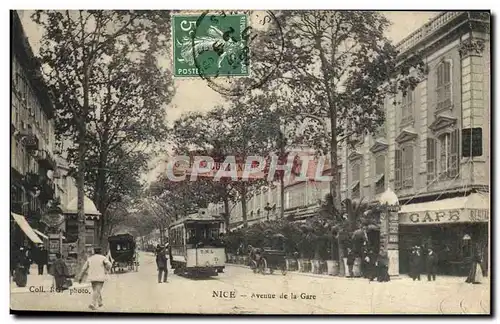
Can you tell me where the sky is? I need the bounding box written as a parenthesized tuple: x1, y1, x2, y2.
(17, 10, 441, 183)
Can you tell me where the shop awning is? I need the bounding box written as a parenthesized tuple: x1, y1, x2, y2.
(400, 193, 489, 213)
(11, 213, 43, 244)
(399, 193, 490, 225)
(33, 229, 48, 240)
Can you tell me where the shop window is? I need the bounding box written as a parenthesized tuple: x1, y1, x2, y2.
(436, 60, 452, 111)
(402, 145, 414, 188)
(438, 129, 459, 178)
(401, 88, 414, 125)
(374, 154, 385, 194)
(426, 138, 437, 183)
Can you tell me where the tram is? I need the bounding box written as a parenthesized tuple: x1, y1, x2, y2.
(169, 209, 226, 277)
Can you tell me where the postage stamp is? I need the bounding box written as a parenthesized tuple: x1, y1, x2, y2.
(172, 13, 249, 78)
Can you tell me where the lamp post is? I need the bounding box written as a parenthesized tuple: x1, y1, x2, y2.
(378, 188, 400, 276)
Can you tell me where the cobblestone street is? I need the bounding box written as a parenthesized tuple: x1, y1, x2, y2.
(10, 252, 490, 314)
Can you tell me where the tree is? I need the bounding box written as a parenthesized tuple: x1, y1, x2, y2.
(33, 10, 172, 269)
(271, 11, 425, 275)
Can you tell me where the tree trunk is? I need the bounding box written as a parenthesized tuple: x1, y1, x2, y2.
(76, 133, 87, 271)
(241, 185, 248, 228)
(95, 147, 108, 252)
(223, 197, 230, 231)
(77, 61, 90, 272)
(159, 224, 164, 245)
(279, 176, 285, 219)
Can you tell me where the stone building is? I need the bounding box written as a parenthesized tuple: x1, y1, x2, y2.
(10, 10, 58, 247)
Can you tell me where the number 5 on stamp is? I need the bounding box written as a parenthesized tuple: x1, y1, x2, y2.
(172, 13, 249, 77)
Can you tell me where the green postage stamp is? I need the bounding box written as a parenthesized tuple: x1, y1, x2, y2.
(172, 13, 249, 78)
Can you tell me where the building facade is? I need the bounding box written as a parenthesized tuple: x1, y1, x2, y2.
(220, 12, 490, 276)
(11, 11, 100, 253)
(11, 10, 59, 247)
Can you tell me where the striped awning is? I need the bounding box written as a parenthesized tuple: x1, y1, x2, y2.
(11, 213, 43, 244)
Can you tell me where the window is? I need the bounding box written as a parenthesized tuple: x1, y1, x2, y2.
(401, 89, 414, 124)
(350, 162, 360, 199)
(436, 61, 452, 110)
(438, 130, 459, 178)
(395, 149, 402, 190)
(285, 191, 290, 209)
(374, 155, 386, 194)
(427, 138, 437, 183)
(400, 146, 414, 188)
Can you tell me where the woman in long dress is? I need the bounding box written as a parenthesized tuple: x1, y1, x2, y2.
(465, 248, 483, 284)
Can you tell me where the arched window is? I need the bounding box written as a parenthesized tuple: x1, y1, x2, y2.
(436, 60, 452, 110)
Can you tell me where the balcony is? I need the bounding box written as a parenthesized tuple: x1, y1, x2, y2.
(32, 149, 58, 170)
(397, 12, 464, 54)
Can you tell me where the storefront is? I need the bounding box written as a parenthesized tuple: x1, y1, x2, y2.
(398, 192, 489, 276)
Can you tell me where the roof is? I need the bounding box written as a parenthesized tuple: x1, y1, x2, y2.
(64, 195, 101, 216)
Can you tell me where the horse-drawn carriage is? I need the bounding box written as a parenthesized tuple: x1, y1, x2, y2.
(250, 234, 287, 275)
(108, 234, 139, 273)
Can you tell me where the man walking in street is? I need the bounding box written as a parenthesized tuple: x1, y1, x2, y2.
(156, 245, 168, 283)
(78, 247, 112, 310)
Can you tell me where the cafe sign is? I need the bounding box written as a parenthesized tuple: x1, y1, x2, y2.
(400, 209, 489, 225)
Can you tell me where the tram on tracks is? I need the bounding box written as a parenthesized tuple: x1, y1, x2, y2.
(169, 209, 226, 277)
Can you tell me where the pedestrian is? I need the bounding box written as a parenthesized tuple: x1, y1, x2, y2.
(156, 245, 168, 283)
(77, 247, 113, 310)
(426, 248, 438, 281)
(365, 249, 376, 281)
(346, 248, 355, 278)
(465, 245, 484, 284)
(34, 244, 48, 275)
(52, 252, 69, 291)
(410, 246, 423, 281)
(376, 250, 390, 282)
(24, 246, 32, 274)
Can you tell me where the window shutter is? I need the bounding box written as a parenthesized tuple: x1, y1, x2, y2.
(426, 138, 437, 183)
(403, 146, 414, 187)
(395, 149, 402, 190)
(449, 129, 459, 177)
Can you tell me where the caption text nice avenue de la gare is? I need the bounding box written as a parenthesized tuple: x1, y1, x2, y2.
(213, 290, 317, 300)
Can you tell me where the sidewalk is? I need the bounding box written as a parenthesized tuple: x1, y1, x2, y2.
(226, 263, 484, 284)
